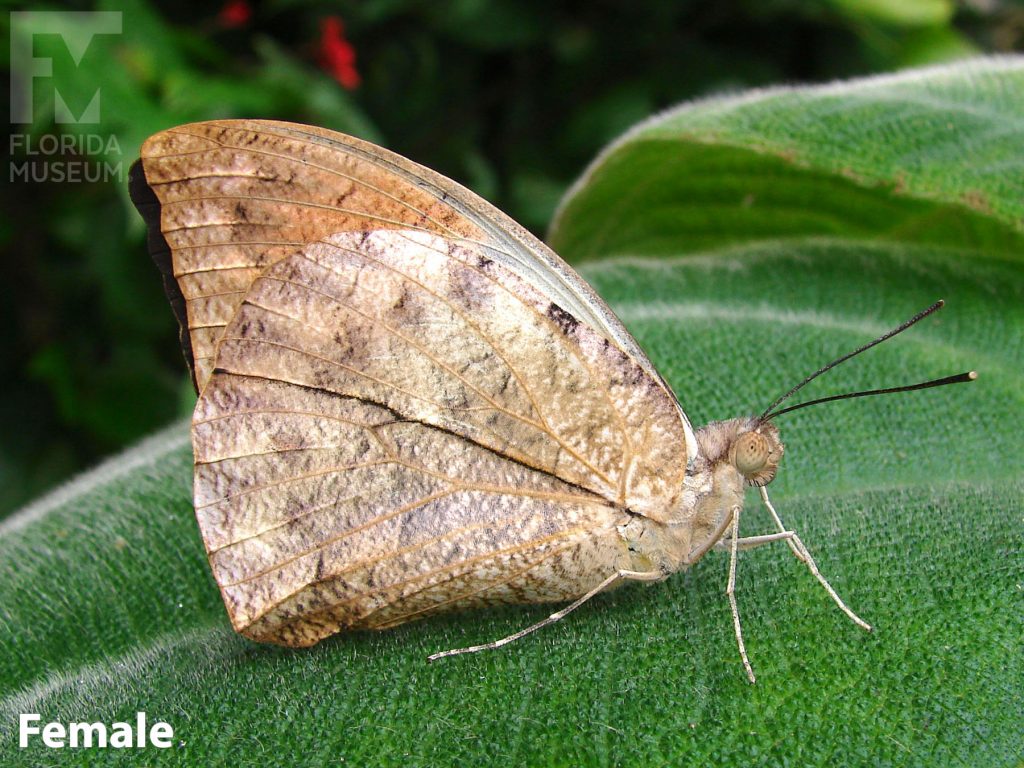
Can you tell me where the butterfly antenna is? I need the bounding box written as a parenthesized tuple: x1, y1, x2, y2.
(765, 370, 977, 419)
(760, 301, 973, 421)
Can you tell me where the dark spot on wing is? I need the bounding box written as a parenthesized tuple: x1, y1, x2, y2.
(546, 302, 580, 336)
(315, 552, 326, 581)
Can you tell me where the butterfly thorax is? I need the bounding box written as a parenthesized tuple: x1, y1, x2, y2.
(622, 415, 782, 577)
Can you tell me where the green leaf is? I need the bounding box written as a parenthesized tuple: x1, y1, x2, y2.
(550, 57, 1024, 257)
(3, 60, 1022, 766)
(825, 0, 954, 27)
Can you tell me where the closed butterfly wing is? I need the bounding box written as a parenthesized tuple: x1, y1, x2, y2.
(131, 122, 698, 647)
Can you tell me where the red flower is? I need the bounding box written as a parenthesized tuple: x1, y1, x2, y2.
(218, 0, 252, 28)
(319, 16, 360, 90)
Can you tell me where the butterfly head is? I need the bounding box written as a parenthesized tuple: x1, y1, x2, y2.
(693, 417, 784, 488)
(730, 420, 784, 487)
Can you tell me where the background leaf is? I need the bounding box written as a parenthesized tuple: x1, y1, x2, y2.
(550, 57, 1024, 257)
(2, 61, 1022, 766)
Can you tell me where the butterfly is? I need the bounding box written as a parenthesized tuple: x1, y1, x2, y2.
(129, 120, 973, 682)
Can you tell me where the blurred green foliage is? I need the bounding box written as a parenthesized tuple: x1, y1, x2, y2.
(1, 0, 1021, 517)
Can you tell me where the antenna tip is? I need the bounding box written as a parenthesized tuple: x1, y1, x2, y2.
(936, 299, 945, 307)
(968, 370, 978, 381)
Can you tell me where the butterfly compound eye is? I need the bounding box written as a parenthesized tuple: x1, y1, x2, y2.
(734, 432, 770, 477)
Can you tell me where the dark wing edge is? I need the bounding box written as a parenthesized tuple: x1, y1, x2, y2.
(128, 159, 198, 392)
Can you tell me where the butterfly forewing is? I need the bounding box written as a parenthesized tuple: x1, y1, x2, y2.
(130, 119, 687, 415)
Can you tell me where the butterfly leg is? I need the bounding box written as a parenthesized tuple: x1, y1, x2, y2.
(427, 569, 664, 662)
(714, 531, 799, 551)
(756, 486, 872, 632)
(724, 505, 757, 684)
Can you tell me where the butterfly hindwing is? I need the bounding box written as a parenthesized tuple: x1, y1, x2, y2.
(195, 371, 630, 646)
